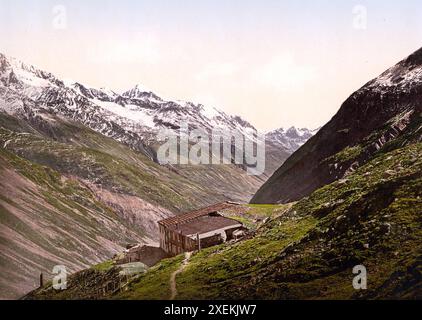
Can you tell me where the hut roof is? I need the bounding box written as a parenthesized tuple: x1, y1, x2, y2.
(158, 202, 237, 229)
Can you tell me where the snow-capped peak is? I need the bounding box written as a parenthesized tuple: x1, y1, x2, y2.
(285, 126, 314, 138)
(123, 84, 155, 98)
(266, 126, 318, 152)
(0, 52, 316, 159)
(368, 47, 422, 92)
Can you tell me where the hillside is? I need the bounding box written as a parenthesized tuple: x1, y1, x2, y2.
(0, 54, 315, 299)
(0, 145, 148, 299)
(0, 112, 216, 299)
(252, 47, 422, 204)
(24, 47, 422, 300)
(26, 141, 422, 299)
(0, 111, 241, 299)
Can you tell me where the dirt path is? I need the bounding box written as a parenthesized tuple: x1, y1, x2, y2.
(170, 252, 192, 300)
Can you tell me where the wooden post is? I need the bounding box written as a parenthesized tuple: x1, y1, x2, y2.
(39, 273, 44, 288)
(197, 233, 201, 251)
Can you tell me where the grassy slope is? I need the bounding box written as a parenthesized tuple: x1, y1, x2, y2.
(0, 147, 148, 299)
(0, 115, 225, 213)
(8, 108, 422, 299)
(111, 142, 422, 300)
(24, 142, 421, 300)
(0, 113, 202, 298)
(0, 112, 265, 212)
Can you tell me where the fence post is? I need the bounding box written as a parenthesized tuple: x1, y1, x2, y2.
(197, 233, 201, 251)
(39, 273, 44, 288)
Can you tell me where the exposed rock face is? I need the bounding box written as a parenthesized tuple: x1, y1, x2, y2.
(252, 47, 422, 204)
(264, 127, 319, 177)
(266, 127, 318, 153)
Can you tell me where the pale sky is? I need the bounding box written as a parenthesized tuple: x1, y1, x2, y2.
(1, 0, 421, 130)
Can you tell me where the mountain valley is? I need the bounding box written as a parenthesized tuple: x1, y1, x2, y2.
(23, 47, 422, 300)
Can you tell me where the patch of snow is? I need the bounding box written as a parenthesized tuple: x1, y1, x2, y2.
(201, 103, 220, 119)
(99, 87, 118, 98)
(0, 95, 25, 114)
(143, 96, 164, 105)
(7, 56, 55, 88)
(92, 99, 156, 128)
(371, 64, 422, 91)
(62, 78, 76, 87)
(12, 66, 51, 88)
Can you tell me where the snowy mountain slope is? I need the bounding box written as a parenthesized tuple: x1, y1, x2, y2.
(266, 127, 319, 153)
(0, 52, 315, 177)
(1, 53, 255, 141)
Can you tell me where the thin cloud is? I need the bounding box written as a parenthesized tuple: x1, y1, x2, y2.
(253, 54, 318, 91)
(195, 62, 240, 81)
(86, 31, 161, 65)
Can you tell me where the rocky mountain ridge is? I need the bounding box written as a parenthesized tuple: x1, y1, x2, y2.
(252, 47, 422, 204)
